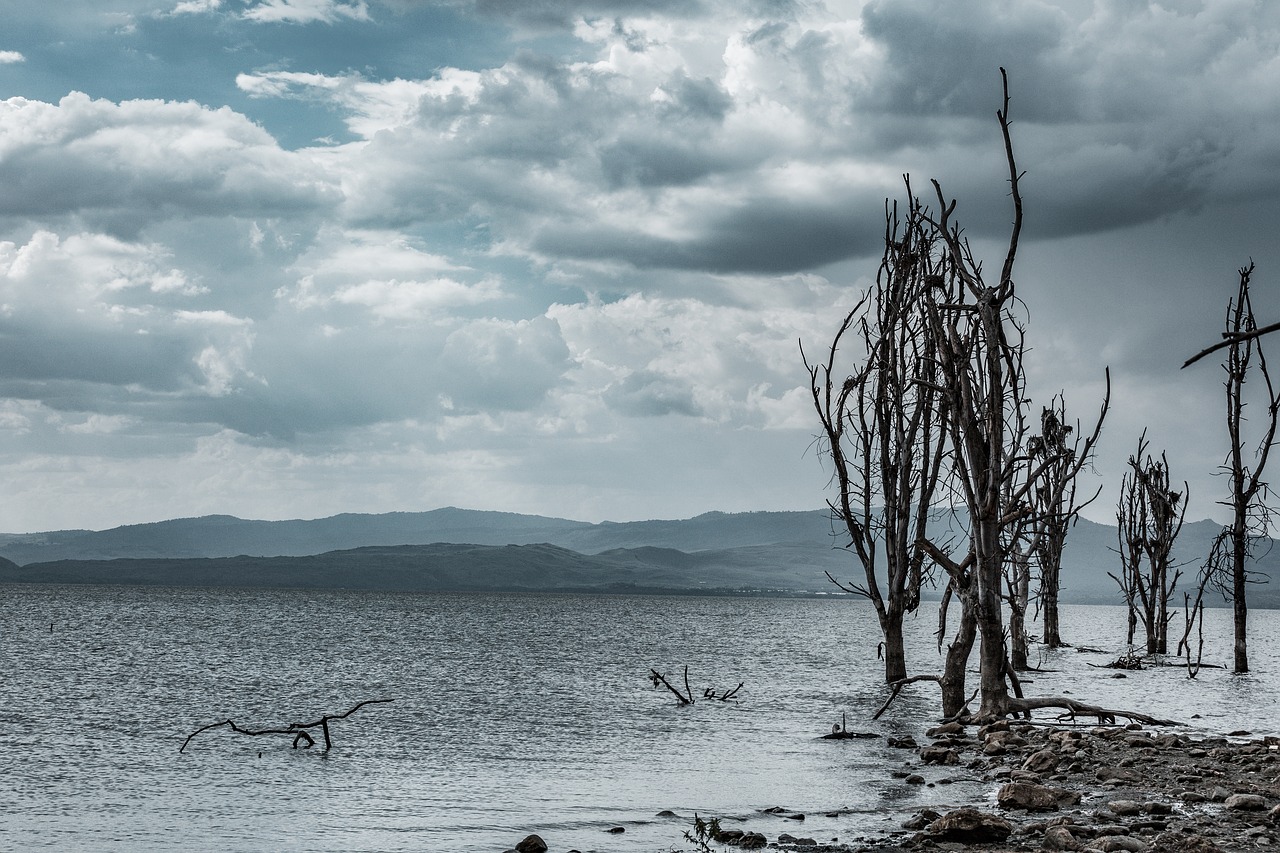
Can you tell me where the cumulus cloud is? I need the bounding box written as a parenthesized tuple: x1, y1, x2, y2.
(0, 231, 257, 400)
(0, 51, 25, 64)
(0, 93, 339, 231)
(243, 0, 370, 24)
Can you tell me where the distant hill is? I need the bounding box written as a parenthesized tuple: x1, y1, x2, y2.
(0, 542, 846, 595)
(0, 507, 1275, 605)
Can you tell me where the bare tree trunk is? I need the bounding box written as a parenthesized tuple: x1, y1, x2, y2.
(1232, 515, 1250, 673)
(1041, 570, 1062, 648)
(941, 604, 977, 718)
(1008, 549, 1031, 671)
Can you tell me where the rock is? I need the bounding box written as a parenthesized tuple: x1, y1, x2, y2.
(927, 721, 965, 738)
(1023, 747, 1059, 773)
(1152, 831, 1223, 851)
(1096, 767, 1142, 784)
(1094, 836, 1149, 852)
(1043, 824, 1083, 850)
(1106, 799, 1142, 816)
(920, 745, 960, 765)
(996, 781, 1078, 812)
(924, 808, 1012, 843)
(1269, 803, 1280, 823)
(738, 831, 768, 849)
(1207, 785, 1232, 802)
(656, 810, 679, 817)
(985, 730, 1028, 748)
(605, 826, 625, 833)
(1225, 792, 1268, 811)
(887, 735, 918, 748)
(905, 774, 925, 785)
(903, 809, 941, 830)
(515, 835, 548, 853)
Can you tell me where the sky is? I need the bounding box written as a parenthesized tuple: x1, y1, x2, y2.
(1, 0, 1279, 533)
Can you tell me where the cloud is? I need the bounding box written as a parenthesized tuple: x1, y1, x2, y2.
(0, 231, 258, 400)
(243, 0, 370, 24)
(0, 51, 25, 64)
(437, 316, 571, 412)
(164, 0, 221, 14)
(0, 93, 340, 232)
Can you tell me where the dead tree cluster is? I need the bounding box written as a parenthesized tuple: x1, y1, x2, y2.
(180, 698, 395, 753)
(804, 69, 1175, 726)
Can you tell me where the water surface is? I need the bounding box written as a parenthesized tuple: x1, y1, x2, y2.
(2, 585, 1276, 852)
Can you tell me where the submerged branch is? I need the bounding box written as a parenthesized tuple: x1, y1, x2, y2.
(180, 698, 396, 753)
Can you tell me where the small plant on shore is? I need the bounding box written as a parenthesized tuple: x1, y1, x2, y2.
(683, 813, 722, 851)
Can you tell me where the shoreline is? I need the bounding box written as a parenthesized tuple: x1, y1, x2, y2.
(756, 719, 1280, 853)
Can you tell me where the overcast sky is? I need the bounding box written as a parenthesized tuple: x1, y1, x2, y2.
(0, 0, 1278, 533)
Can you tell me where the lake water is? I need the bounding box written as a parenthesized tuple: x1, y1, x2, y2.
(3, 585, 1280, 852)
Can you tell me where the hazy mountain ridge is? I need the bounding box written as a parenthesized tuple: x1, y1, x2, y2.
(0, 508, 1275, 605)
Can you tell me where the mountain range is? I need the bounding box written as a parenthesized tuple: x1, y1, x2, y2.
(0, 507, 1274, 606)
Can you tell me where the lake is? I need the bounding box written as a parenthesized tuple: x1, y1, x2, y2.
(2, 584, 1279, 852)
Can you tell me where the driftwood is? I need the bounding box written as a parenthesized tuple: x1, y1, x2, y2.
(822, 712, 879, 740)
(649, 666, 695, 705)
(871, 672, 1181, 728)
(180, 698, 396, 753)
(649, 667, 742, 705)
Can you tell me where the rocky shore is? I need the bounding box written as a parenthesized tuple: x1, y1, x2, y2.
(779, 719, 1280, 853)
(499, 719, 1280, 853)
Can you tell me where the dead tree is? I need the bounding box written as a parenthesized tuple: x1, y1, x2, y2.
(804, 185, 952, 685)
(1002, 395, 1108, 669)
(915, 66, 1036, 721)
(180, 698, 396, 753)
(1213, 262, 1278, 674)
(1110, 433, 1187, 655)
(1028, 397, 1106, 649)
(915, 69, 1112, 722)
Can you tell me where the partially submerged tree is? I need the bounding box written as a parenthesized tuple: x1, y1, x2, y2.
(1004, 396, 1108, 669)
(805, 186, 953, 685)
(1028, 398, 1106, 650)
(816, 70, 1180, 726)
(1110, 433, 1187, 655)
(1212, 262, 1279, 674)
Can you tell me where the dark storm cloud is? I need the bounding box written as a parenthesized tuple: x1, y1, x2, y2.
(598, 138, 725, 188)
(533, 196, 881, 274)
(857, 0, 1078, 122)
(0, 324, 199, 392)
